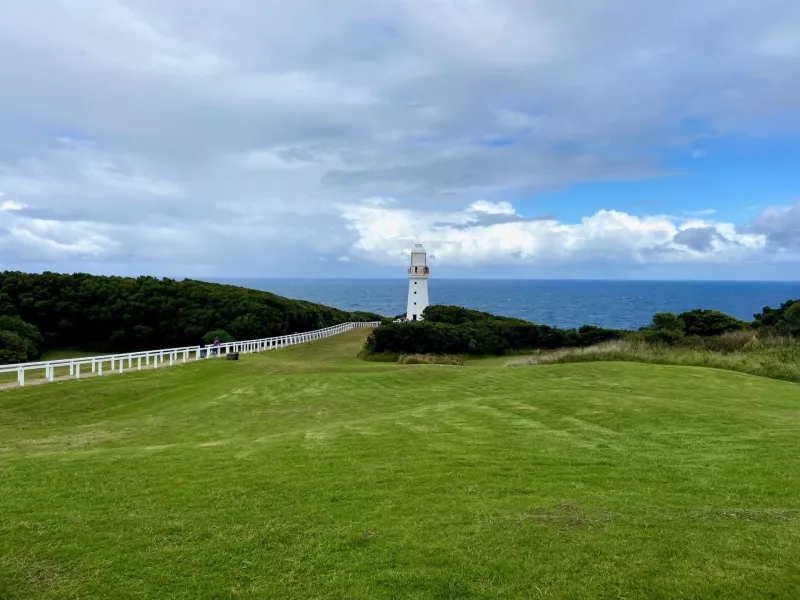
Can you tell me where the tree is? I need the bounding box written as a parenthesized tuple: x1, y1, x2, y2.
(0, 271, 382, 353)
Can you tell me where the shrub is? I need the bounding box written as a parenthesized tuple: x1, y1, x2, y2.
(784, 302, 800, 334)
(0, 330, 37, 364)
(0, 316, 43, 363)
(651, 312, 683, 332)
(365, 307, 622, 356)
(644, 328, 685, 345)
(753, 299, 800, 333)
(678, 309, 746, 337)
(0, 315, 43, 348)
(203, 330, 236, 344)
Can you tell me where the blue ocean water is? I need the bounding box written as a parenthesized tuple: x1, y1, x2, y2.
(215, 279, 800, 330)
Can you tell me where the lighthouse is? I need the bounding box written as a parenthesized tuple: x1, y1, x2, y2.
(406, 243, 430, 321)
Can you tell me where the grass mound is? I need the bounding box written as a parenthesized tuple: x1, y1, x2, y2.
(2, 329, 800, 599)
(397, 353, 465, 365)
(506, 337, 800, 384)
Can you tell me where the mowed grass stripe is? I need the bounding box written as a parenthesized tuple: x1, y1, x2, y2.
(1, 329, 799, 599)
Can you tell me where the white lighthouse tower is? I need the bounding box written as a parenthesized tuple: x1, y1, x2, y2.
(406, 243, 430, 321)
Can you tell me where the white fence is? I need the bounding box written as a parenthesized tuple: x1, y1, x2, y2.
(0, 321, 380, 388)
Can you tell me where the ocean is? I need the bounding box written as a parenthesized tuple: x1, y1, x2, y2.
(214, 279, 800, 331)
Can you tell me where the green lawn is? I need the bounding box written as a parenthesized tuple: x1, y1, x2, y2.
(1, 329, 799, 599)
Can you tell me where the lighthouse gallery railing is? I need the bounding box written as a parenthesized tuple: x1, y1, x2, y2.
(0, 321, 381, 388)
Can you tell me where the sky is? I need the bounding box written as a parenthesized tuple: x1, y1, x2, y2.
(1, 0, 799, 280)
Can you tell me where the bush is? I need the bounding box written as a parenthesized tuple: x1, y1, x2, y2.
(784, 302, 800, 334)
(0, 316, 43, 363)
(203, 330, 236, 344)
(644, 328, 685, 345)
(678, 309, 746, 337)
(753, 299, 800, 333)
(0, 330, 37, 364)
(651, 312, 683, 332)
(365, 307, 623, 357)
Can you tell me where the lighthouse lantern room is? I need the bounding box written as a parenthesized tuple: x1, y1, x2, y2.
(406, 243, 430, 321)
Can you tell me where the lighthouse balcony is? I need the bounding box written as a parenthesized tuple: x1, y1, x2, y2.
(408, 266, 430, 276)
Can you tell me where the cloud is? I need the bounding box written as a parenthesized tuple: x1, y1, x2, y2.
(339, 197, 793, 268)
(672, 226, 723, 251)
(0, 0, 799, 277)
(0, 200, 24, 212)
(432, 200, 556, 230)
(684, 209, 717, 217)
(750, 201, 800, 249)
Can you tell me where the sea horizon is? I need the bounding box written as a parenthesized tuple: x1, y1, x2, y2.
(210, 278, 800, 330)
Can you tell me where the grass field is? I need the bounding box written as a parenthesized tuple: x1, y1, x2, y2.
(2, 329, 799, 599)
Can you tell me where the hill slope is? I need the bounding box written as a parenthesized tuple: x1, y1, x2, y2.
(1, 329, 799, 599)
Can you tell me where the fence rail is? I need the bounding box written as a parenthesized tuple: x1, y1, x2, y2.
(0, 321, 380, 388)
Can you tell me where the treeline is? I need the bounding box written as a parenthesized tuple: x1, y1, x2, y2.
(367, 300, 800, 357)
(367, 305, 624, 355)
(0, 271, 381, 363)
(644, 302, 800, 343)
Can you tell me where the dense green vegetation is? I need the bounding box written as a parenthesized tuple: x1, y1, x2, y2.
(369, 301, 800, 358)
(1, 329, 799, 599)
(753, 298, 800, 334)
(368, 305, 623, 355)
(0, 271, 381, 363)
(0, 315, 44, 364)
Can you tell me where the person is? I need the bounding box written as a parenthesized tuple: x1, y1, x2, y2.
(212, 336, 220, 356)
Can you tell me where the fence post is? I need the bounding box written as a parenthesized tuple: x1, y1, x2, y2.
(49, 365, 55, 382)
(138, 356, 142, 370)
(119, 359, 123, 374)
(69, 362, 74, 376)
(92, 358, 96, 373)
(98, 361, 103, 376)
(76, 364, 81, 379)
(18, 367, 24, 387)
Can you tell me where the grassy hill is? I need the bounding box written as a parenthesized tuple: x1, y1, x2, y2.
(1, 329, 799, 599)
